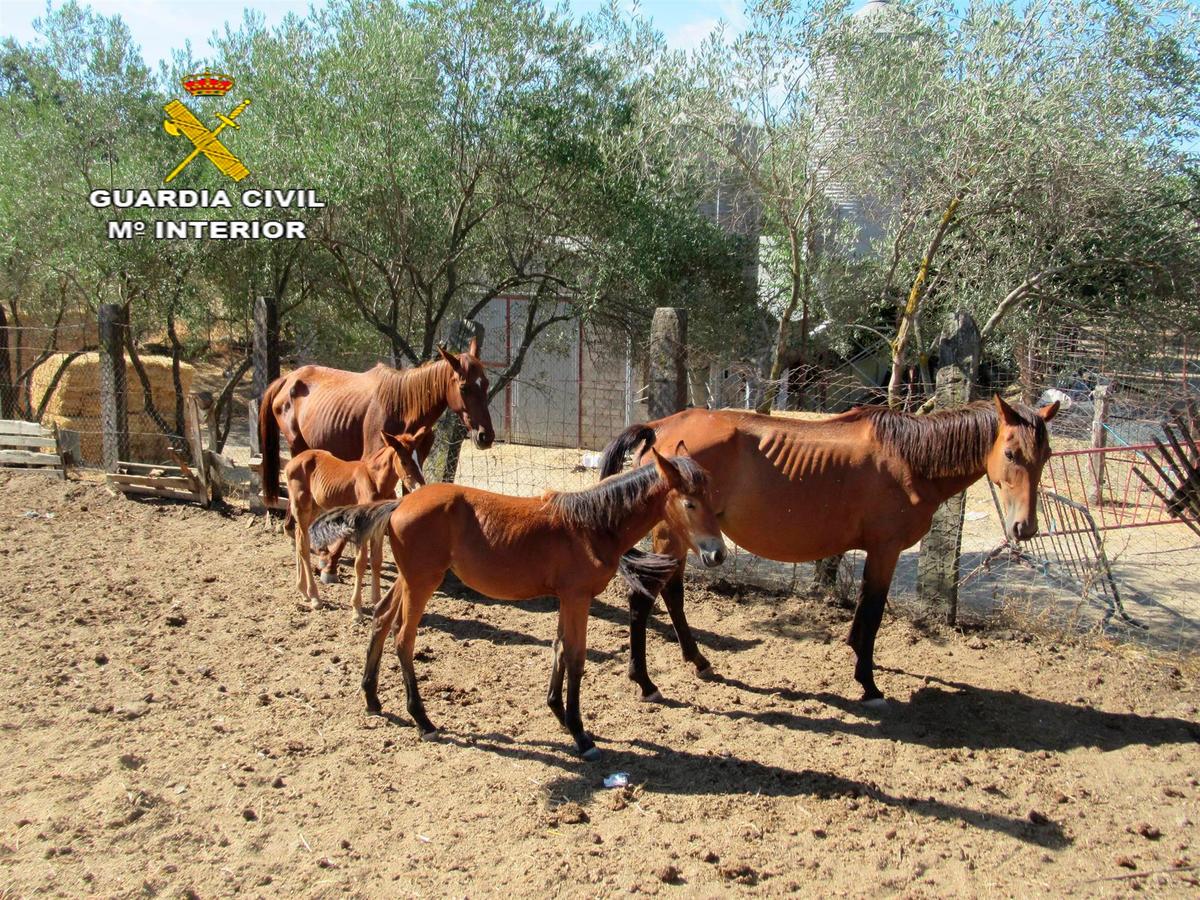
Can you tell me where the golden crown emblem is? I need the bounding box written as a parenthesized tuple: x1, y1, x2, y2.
(182, 71, 234, 97)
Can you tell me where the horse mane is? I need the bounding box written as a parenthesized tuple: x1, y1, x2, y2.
(835, 400, 1047, 479)
(374, 359, 451, 420)
(548, 457, 707, 533)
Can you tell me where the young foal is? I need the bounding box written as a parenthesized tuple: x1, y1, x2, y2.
(286, 428, 428, 616)
(310, 447, 726, 760)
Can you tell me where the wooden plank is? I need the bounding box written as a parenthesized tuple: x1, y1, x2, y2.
(107, 473, 195, 490)
(116, 461, 185, 474)
(0, 433, 57, 449)
(106, 479, 203, 501)
(0, 420, 49, 436)
(0, 449, 63, 466)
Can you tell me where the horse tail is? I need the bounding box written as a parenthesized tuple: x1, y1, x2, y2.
(258, 376, 287, 504)
(308, 500, 400, 552)
(617, 547, 680, 600)
(599, 423, 657, 479)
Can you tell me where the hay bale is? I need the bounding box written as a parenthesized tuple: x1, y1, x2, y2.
(32, 352, 195, 465)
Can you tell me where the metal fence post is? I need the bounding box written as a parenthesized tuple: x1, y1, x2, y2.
(98, 304, 129, 472)
(917, 311, 981, 623)
(649, 308, 687, 419)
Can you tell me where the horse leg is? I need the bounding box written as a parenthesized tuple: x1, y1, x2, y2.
(661, 564, 711, 677)
(293, 497, 321, 608)
(320, 536, 348, 584)
(546, 627, 567, 726)
(846, 549, 900, 706)
(369, 535, 383, 613)
(559, 594, 599, 761)
(395, 580, 438, 737)
(627, 590, 662, 701)
(362, 581, 401, 714)
(351, 543, 368, 619)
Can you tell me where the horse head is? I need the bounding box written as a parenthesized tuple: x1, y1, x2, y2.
(438, 335, 495, 450)
(987, 394, 1059, 542)
(653, 442, 727, 568)
(380, 428, 429, 494)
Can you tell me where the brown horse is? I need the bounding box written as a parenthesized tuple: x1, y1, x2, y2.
(286, 427, 428, 616)
(260, 337, 495, 578)
(599, 395, 1059, 706)
(309, 446, 727, 760)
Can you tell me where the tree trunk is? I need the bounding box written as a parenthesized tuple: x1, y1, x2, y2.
(888, 195, 960, 408)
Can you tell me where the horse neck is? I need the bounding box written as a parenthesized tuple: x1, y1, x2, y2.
(364, 452, 400, 496)
(903, 406, 998, 503)
(378, 361, 453, 431)
(608, 483, 672, 554)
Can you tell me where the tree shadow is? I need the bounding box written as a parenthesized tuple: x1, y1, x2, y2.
(704, 668, 1200, 753)
(431, 731, 1070, 850)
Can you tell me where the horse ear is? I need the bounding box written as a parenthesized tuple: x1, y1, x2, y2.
(674, 440, 691, 458)
(468, 334, 480, 358)
(438, 343, 464, 375)
(1037, 400, 1060, 422)
(993, 393, 1022, 427)
(651, 447, 683, 489)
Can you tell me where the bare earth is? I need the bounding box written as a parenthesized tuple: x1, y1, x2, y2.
(0, 471, 1198, 897)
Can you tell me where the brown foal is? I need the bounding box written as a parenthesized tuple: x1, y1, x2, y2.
(286, 428, 427, 616)
(310, 446, 727, 760)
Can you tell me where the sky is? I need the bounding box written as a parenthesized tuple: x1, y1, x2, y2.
(0, 0, 751, 65)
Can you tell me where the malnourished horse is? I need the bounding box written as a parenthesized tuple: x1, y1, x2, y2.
(310, 446, 727, 760)
(286, 427, 428, 616)
(260, 337, 495, 578)
(599, 395, 1059, 706)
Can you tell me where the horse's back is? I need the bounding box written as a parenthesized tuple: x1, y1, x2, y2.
(277, 365, 382, 460)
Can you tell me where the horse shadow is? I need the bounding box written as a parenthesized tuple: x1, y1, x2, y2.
(703, 668, 1199, 754)
(433, 731, 1071, 850)
(420, 578, 761, 658)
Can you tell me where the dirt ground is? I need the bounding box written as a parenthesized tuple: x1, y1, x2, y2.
(1, 471, 1198, 898)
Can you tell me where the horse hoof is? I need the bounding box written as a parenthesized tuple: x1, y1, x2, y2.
(320, 571, 340, 585)
(696, 665, 716, 681)
(419, 729, 440, 742)
(580, 746, 602, 762)
(862, 697, 890, 711)
(639, 689, 664, 703)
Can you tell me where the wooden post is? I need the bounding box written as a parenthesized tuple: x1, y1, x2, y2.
(917, 311, 981, 624)
(251, 295, 279, 402)
(648, 308, 687, 419)
(1089, 383, 1111, 505)
(437, 319, 484, 484)
(98, 304, 129, 472)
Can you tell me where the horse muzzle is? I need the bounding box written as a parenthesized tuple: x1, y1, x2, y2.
(699, 541, 728, 568)
(1009, 519, 1038, 542)
(471, 429, 495, 450)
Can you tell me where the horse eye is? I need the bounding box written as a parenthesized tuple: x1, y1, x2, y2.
(684, 500, 696, 510)
(1005, 449, 1016, 462)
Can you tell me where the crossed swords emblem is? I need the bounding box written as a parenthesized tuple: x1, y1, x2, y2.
(162, 98, 251, 183)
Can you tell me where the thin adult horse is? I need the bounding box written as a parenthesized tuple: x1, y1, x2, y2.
(599, 395, 1059, 706)
(259, 337, 495, 577)
(310, 445, 727, 760)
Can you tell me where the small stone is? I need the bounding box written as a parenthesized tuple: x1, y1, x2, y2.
(1028, 810, 1050, 826)
(87, 702, 114, 715)
(115, 701, 149, 720)
(717, 863, 758, 885)
(165, 613, 187, 627)
(884, 829, 897, 839)
(656, 864, 681, 884)
(1116, 855, 1137, 870)
(241, 808, 258, 822)
(555, 802, 588, 825)
(272, 776, 285, 789)
(339, 838, 351, 850)
(1134, 822, 1162, 840)
(811, 827, 827, 838)
(257, 693, 271, 706)
(701, 851, 719, 864)
(94, 652, 108, 665)
(317, 857, 337, 869)
(118, 754, 143, 770)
